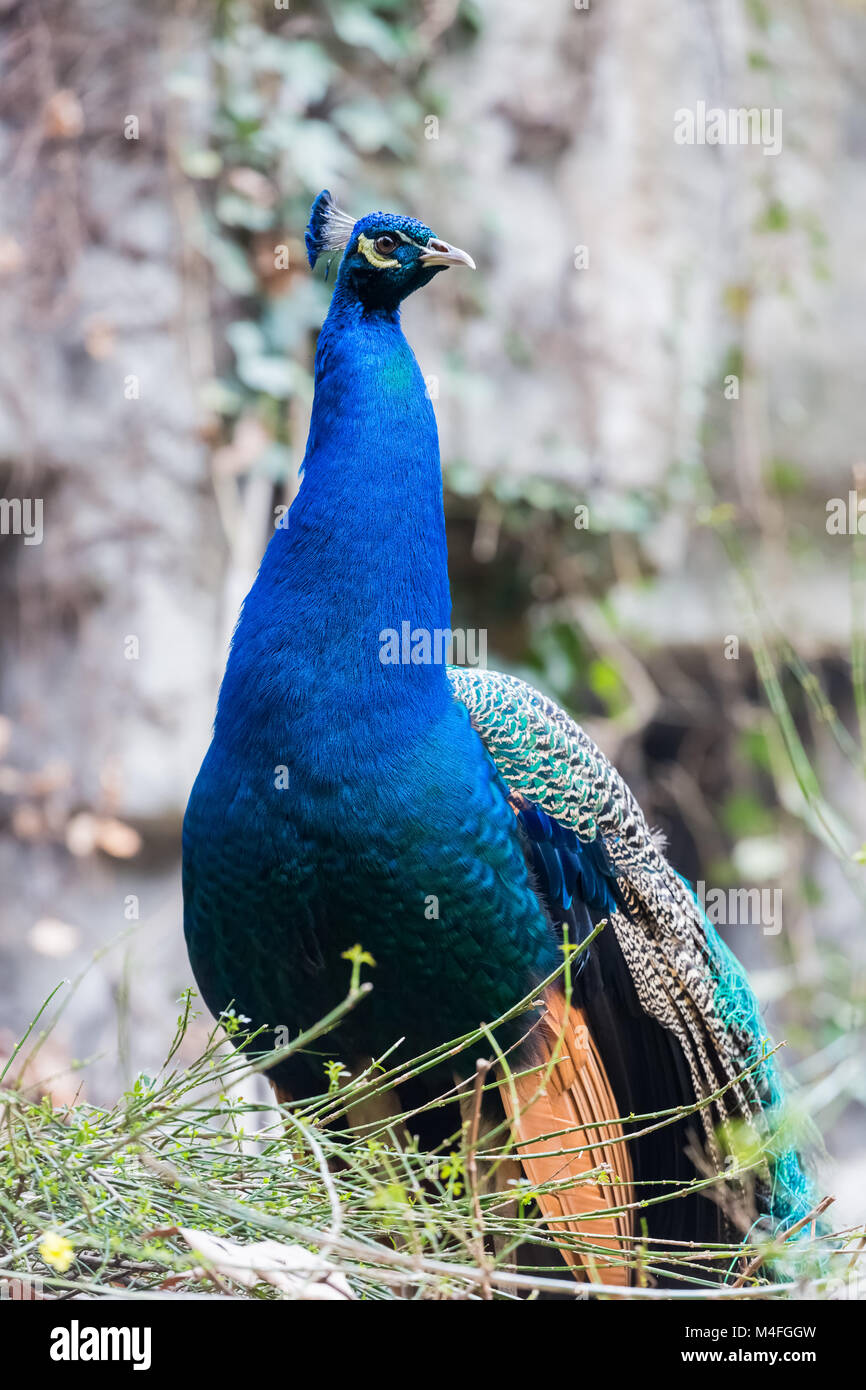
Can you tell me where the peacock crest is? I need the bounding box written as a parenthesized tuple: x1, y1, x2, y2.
(305, 189, 358, 267)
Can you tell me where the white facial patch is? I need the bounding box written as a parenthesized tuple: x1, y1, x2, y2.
(355, 229, 431, 270)
(356, 234, 399, 269)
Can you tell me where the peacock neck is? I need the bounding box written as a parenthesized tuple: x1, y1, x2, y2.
(216, 286, 454, 756)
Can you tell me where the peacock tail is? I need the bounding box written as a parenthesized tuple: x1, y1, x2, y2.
(448, 665, 815, 1233)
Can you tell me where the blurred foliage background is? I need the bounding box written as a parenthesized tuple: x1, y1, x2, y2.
(0, 0, 864, 1226)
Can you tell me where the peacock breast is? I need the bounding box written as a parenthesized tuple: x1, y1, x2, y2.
(182, 707, 558, 1089)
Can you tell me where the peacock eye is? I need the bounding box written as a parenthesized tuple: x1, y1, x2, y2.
(374, 234, 398, 256)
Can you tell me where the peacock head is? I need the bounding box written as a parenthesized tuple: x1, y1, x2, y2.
(305, 190, 475, 310)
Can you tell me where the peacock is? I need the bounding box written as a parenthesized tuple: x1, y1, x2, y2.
(182, 190, 814, 1286)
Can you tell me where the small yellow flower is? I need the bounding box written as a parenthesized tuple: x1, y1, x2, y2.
(341, 944, 376, 969)
(39, 1231, 74, 1273)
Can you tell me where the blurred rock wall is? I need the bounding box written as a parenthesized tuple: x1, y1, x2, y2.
(0, 0, 224, 1092)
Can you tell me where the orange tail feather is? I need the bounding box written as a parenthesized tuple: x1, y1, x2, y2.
(500, 987, 634, 1285)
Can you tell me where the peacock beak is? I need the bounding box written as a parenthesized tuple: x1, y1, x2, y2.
(420, 238, 476, 271)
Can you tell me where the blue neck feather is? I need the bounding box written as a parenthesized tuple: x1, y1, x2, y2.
(215, 285, 453, 761)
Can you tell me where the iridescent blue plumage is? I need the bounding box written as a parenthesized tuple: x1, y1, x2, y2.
(183, 191, 814, 1280)
(184, 193, 557, 1086)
